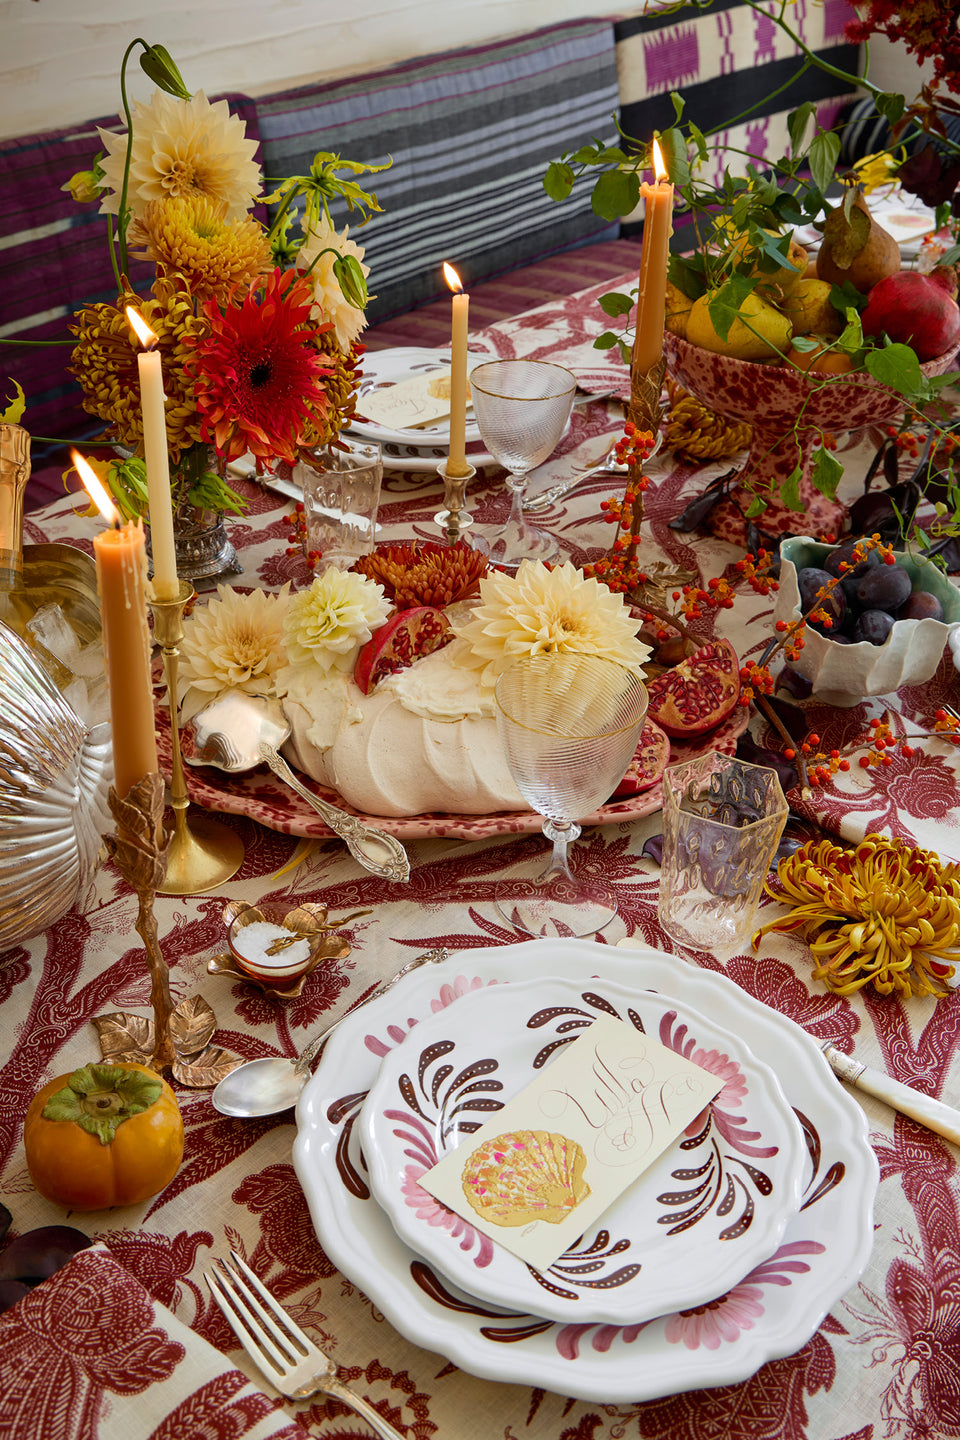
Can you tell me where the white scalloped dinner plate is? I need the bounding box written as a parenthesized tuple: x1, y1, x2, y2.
(359, 975, 806, 1326)
(352, 347, 485, 447)
(293, 939, 878, 1402)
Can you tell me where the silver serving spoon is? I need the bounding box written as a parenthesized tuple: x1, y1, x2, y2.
(211, 948, 450, 1117)
(184, 691, 410, 883)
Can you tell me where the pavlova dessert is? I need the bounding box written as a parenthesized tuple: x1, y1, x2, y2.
(177, 543, 678, 817)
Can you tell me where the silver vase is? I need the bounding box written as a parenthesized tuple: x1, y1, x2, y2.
(0, 619, 113, 950)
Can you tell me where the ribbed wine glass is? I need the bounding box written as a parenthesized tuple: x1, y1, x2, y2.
(494, 651, 648, 937)
(470, 359, 576, 567)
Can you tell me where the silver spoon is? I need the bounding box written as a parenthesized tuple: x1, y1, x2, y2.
(183, 691, 410, 883)
(211, 948, 450, 1117)
(522, 443, 628, 513)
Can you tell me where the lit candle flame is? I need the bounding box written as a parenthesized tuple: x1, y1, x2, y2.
(651, 138, 667, 184)
(125, 305, 158, 350)
(72, 449, 121, 526)
(442, 262, 463, 295)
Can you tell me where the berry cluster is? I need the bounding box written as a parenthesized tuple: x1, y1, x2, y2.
(286, 502, 322, 569)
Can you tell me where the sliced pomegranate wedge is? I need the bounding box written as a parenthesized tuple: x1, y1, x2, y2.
(354, 606, 453, 694)
(646, 638, 741, 737)
(613, 718, 671, 797)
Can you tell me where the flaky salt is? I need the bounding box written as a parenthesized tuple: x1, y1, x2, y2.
(232, 920, 311, 968)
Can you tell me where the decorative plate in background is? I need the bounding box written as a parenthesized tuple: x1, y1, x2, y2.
(350, 347, 485, 448)
(293, 939, 878, 1403)
(360, 975, 806, 1325)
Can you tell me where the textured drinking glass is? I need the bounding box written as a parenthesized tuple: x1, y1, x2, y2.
(297, 439, 382, 569)
(470, 360, 576, 568)
(658, 754, 788, 952)
(494, 651, 648, 937)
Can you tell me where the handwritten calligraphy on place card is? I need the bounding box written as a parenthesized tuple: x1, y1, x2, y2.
(419, 1015, 723, 1271)
(360, 369, 474, 430)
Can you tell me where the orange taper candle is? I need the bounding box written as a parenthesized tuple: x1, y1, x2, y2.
(443, 262, 471, 478)
(632, 139, 675, 375)
(74, 452, 159, 798)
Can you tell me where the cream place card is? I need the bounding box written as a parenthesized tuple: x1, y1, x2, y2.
(419, 1014, 723, 1271)
(360, 368, 473, 430)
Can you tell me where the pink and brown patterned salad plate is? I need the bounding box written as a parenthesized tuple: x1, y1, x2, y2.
(293, 939, 879, 1402)
(359, 975, 806, 1326)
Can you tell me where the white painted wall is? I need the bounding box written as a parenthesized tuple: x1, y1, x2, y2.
(1, 0, 636, 140)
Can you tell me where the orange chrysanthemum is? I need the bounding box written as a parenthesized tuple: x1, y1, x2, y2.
(183, 269, 333, 466)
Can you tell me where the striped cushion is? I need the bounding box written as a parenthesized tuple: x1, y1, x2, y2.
(0, 97, 260, 481)
(255, 19, 621, 324)
(616, 0, 860, 229)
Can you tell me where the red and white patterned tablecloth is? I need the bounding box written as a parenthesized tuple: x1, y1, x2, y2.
(5, 276, 960, 1440)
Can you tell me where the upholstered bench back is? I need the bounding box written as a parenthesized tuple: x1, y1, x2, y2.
(255, 19, 622, 323)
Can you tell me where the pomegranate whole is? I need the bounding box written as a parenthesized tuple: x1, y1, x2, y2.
(861, 270, 960, 362)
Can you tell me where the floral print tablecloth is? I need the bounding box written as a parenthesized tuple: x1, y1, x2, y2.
(4, 279, 960, 1439)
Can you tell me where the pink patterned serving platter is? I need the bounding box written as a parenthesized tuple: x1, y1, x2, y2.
(359, 974, 806, 1325)
(293, 939, 879, 1402)
(165, 705, 747, 841)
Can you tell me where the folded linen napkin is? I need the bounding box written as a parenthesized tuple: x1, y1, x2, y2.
(0, 1244, 303, 1440)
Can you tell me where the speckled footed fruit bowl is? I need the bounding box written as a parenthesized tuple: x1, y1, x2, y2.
(664, 332, 960, 544)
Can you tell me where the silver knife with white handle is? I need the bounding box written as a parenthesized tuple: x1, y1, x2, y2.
(822, 1042, 960, 1144)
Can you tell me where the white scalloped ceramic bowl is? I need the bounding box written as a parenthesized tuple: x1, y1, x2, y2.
(775, 536, 960, 705)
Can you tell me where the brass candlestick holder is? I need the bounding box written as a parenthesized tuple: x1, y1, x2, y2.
(626, 354, 667, 436)
(104, 773, 176, 1072)
(435, 461, 481, 547)
(149, 580, 244, 894)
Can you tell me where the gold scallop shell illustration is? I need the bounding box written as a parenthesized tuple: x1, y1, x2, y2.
(461, 1129, 590, 1227)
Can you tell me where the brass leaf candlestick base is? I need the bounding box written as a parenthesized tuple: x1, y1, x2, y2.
(104, 773, 176, 1073)
(626, 355, 666, 436)
(149, 580, 244, 894)
(435, 461, 481, 547)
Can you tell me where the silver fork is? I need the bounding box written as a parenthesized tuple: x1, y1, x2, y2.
(206, 1250, 402, 1440)
(522, 441, 627, 512)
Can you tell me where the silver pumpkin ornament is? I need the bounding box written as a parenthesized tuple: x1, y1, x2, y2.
(0, 618, 113, 950)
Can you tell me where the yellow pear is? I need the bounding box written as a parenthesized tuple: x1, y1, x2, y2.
(687, 291, 793, 361)
(780, 278, 844, 338)
(665, 280, 693, 339)
(730, 229, 808, 291)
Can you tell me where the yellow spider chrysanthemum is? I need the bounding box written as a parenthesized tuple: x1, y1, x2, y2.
(69, 277, 208, 461)
(129, 196, 270, 303)
(753, 834, 960, 998)
(452, 559, 652, 690)
(296, 214, 370, 351)
(851, 149, 905, 194)
(295, 329, 364, 455)
(98, 89, 261, 224)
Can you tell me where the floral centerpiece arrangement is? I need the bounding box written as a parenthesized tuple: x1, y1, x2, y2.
(61, 39, 387, 523)
(545, 0, 960, 546)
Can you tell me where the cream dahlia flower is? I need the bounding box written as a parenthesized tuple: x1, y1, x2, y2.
(98, 89, 261, 224)
(297, 214, 370, 350)
(452, 560, 651, 689)
(283, 567, 390, 675)
(178, 583, 291, 720)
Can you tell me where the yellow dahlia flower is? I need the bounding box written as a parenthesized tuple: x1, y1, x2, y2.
(283, 568, 390, 675)
(98, 89, 261, 224)
(452, 560, 652, 689)
(178, 583, 292, 722)
(296, 214, 370, 351)
(129, 197, 270, 302)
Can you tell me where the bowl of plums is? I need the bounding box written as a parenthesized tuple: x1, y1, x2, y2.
(775, 535, 960, 705)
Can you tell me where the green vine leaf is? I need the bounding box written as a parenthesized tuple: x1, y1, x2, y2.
(543, 161, 575, 202)
(781, 467, 804, 513)
(598, 290, 635, 318)
(811, 446, 843, 501)
(592, 169, 639, 221)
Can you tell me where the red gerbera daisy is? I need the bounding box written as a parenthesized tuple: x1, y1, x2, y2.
(184, 267, 333, 466)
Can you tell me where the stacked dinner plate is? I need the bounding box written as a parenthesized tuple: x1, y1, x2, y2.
(293, 939, 879, 1403)
(348, 347, 495, 471)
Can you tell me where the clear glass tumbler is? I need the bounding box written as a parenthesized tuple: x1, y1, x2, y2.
(296, 439, 382, 569)
(658, 753, 788, 952)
